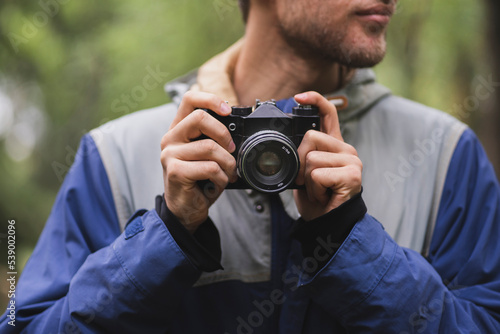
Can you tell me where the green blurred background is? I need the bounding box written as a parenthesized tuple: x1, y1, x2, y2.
(0, 0, 498, 310)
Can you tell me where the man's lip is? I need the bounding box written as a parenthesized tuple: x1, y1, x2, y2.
(355, 4, 395, 17)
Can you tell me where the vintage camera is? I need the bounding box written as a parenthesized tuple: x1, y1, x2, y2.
(198, 100, 320, 194)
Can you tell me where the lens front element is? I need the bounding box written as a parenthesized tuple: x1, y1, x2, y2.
(238, 131, 300, 193)
(256, 151, 282, 176)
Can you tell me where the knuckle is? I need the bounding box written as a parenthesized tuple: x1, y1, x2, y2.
(160, 132, 171, 150)
(192, 108, 207, 122)
(199, 139, 219, 155)
(353, 156, 363, 170)
(218, 172, 229, 186)
(183, 90, 195, 101)
(304, 129, 317, 141)
(160, 145, 174, 166)
(305, 151, 316, 165)
(347, 154, 363, 172)
(309, 168, 321, 181)
(205, 161, 221, 175)
(160, 149, 169, 166)
(165, 160, 181, 180)
(215, 124, 231, 142)
(345, 143, 358, 156)
(347, 165, 362, 183)
(226, 156, 237, 171)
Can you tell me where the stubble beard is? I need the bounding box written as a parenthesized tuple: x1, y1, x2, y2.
(278, 21, 388, 69)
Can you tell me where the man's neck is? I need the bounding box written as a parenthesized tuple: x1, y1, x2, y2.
(233, 6, 354, 106)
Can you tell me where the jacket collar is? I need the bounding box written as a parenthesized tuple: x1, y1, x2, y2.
(164, 40, 391, 123)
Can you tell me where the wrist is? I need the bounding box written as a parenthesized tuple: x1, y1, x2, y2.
(156, 195, 223, 272)
(164, 194, 207, 234)
(291, 190, 367, 270)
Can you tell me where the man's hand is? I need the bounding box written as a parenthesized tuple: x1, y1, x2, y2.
(160, 91, 237, 233)
(293, 91, 363, 221)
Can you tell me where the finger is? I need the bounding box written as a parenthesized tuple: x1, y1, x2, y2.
(307, 166, 362, 203)
(305, 169, 329, 205)
(162, 140, 237, 182)
(165, 159, 230, 193)
(162, 109, 235, 153)
(296, 130, 357, 185)
(171, 91, 231, 129)
(294, 91, 342, 140)
(304, 151, 362, 180)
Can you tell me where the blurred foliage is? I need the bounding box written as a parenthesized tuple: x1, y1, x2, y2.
(0, 0, 245, 309)
(376, 0, 488, 114)
(0, 0, 492, 310)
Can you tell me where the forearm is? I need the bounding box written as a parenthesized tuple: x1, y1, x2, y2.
(7, 209, 202, 334)
(298, 215, 500, 333)
(70, 209, 202, 332)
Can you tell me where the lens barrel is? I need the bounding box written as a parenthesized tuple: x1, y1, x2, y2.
(237, 130, 299, 193)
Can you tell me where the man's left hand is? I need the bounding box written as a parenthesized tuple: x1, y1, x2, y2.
(293, 91, 363, 221)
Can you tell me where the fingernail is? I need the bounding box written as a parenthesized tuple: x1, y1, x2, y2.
(295, 93, 308, 100)
(220, 102, 231, 114)
(228, 140, 236, 152)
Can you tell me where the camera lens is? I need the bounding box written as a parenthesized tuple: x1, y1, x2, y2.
(256, 151, 282, 176)
(237, 131, 299, 193)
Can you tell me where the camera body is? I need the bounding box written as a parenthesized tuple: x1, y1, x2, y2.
(199, 100, 320, 194)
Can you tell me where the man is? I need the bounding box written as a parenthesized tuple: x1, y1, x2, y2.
(2, 0, 500, 333)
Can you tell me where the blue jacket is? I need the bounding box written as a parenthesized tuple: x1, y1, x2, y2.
(2, 68, 500, 333)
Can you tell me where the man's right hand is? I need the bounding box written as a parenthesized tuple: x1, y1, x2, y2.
(160, 91, 237, 233)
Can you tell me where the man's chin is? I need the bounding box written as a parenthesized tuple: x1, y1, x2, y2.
(332, 38, 387, 68)
(313, 45, 385, 68)
(337, 51, 386, 68)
